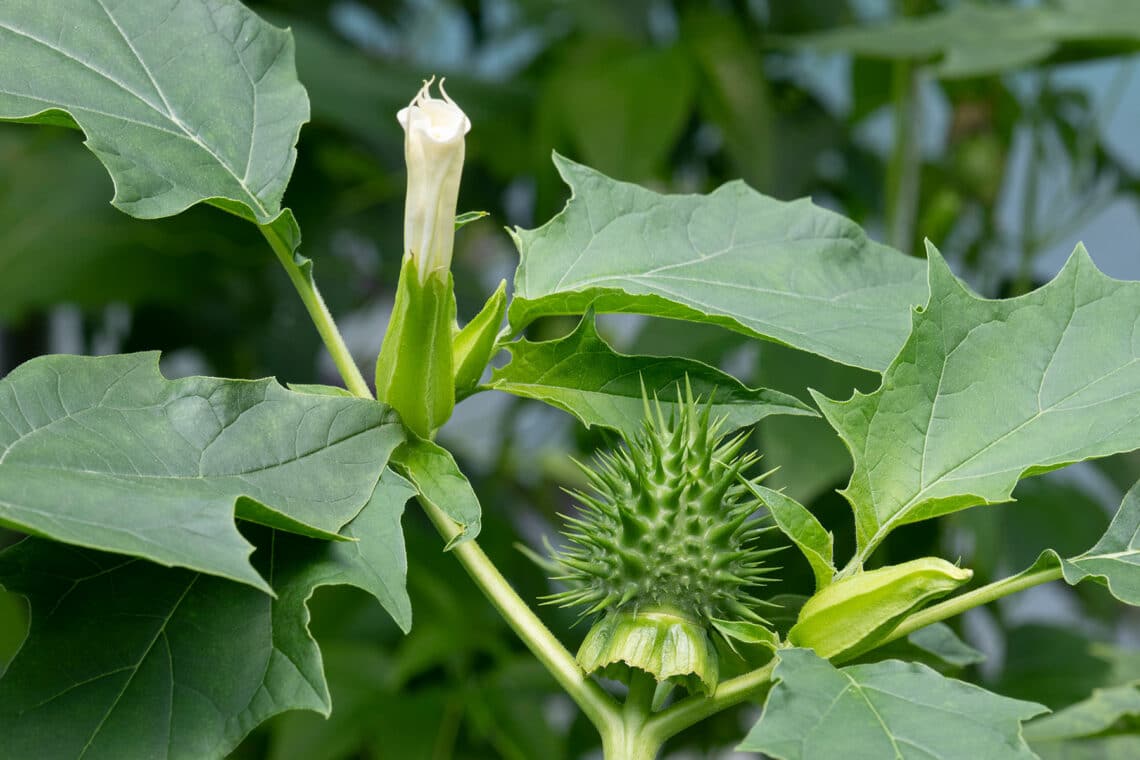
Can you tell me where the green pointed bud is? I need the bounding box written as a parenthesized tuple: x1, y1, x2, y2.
(453, 279, 507, 394)
(376, 78, 470, 437)
(788, 557, 972, 661)
(375, 257, 455, 437)
(577, 608, 718, 695)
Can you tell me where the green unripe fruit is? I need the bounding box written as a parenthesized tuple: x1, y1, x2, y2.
(548, 387, 781, 692)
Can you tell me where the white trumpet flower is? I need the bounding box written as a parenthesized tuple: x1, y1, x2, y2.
(398, 77, 471, 282)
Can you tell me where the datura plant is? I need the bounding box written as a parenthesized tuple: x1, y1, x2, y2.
(3, 3, 1140, 760)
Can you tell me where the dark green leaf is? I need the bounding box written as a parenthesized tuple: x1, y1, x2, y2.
(0, 0, 309, 224)
(509, 155, 926, 372)
(491, 315, 814, 437)
(0, 472, 415, 760)
(0, 352, 403, 591)
(818, 244, 1140, 563)
(741, 648, 1046, 759)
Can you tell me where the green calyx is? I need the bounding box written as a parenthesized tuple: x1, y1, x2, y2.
(577, 608, 718, 695)
(548, 386, 781, 689)
(375, 254, 456, 438)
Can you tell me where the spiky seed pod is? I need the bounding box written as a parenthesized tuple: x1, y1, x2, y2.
(548, 386, 782, 693)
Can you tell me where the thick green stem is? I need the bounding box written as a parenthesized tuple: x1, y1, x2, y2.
(647, 659, 777, 742)
(875, 565, 1064, 648)
(260, 223, 372, 398)
(885, 60, 921, 255)
(600, 669, 664, 760)
(419, 499, 618, 731)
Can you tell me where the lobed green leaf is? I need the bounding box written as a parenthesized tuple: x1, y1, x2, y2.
(509, 155, 926, 372)
(741, 648, 1047, 759)
(0, 0, 309, 225)
(819, 243, 1140, 562)
(0, 470, 416, 759)
(490, 314, 814, 437)
(0, 352, 403, 592)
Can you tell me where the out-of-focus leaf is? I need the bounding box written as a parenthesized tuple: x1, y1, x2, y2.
(741, 648, 1046, 759)
(0, 0, 309, 224)
(511, 155, 926, 372)
(1024, 682, 1140, 743)
(996, 625, 1112, 710)
(859, 622, 985, 672)
(792, 0, 1140, 78)
(684, 9, 775, 190)
(491, 314, 814, 437)
(1034, 736, 1140, 760)
(0, 352, 403, 591)
(818, 244, 1140, 563)
(0, 587, 26, 674)
(540, 43, 695, 181)
(756, 343, 876, 505)
(0, 129, 267, 322)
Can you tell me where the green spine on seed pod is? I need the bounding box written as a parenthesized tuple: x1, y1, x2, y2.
(547, 384, 782, 693)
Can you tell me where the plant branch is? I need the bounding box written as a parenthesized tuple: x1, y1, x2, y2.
(260, 223, 372, 398)
(886, 60, 921, 255)
(874, 564, 1064, 649)
(646, 658, 778, 742)
(419, 498, 619, 731)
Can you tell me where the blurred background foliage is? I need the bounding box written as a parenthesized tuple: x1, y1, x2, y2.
(2, 0, 1140, 757)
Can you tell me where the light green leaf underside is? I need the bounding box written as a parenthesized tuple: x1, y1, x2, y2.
(740, 648, 1046, 759)
(1050, 478, 1140, 607)
(0, 352, 403, 592)
(490, 315, 815, 438)
(791, 0, 1140, 78)
(0, 0, 309, 223)
(509, 154, 926, 372)
(746, 483, 833, 591)
(818, 244, 1140, 559)
(393, 438, 482, 547)
(0, 473, 415, 760)
(1024, 682, 1140, 744)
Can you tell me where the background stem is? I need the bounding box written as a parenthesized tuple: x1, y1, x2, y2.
(886, 60, 921, 255)
(260, 223, 372, 398)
